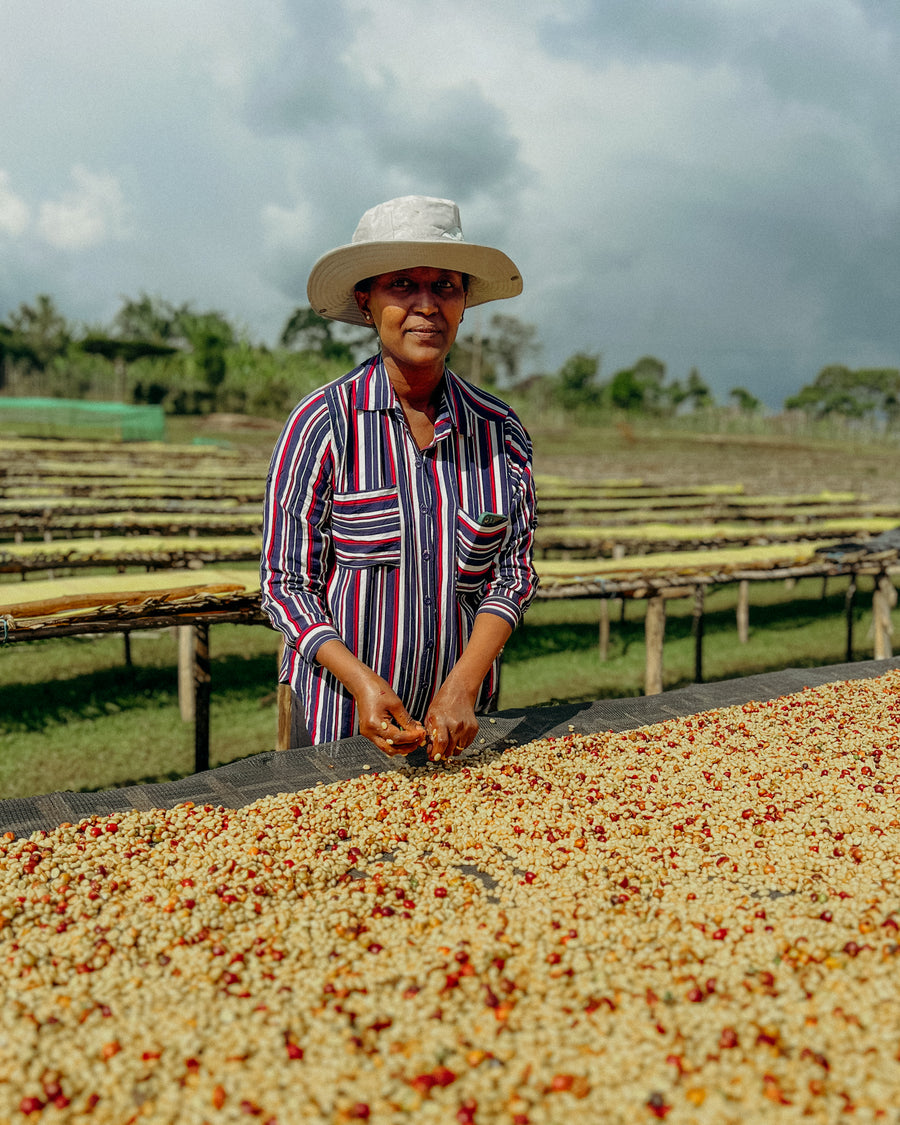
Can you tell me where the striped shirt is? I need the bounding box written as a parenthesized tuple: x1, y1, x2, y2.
(260, 356, 539, 744)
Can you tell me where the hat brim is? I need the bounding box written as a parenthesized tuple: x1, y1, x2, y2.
(306, 240, 523, 326)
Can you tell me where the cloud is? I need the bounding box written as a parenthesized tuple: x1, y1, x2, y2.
(242, 0, 361, 134)
(492, 1, 900, 404)
(36, 166, 133, 252)
(0, 172, 30, 237)
(0, 0, 898, 407)
(247, 6, 531, 316)
(368, 87, 525, 202)
(540, 0, 734, 66)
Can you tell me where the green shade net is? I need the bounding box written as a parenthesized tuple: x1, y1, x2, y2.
(0, 398, 166, 442)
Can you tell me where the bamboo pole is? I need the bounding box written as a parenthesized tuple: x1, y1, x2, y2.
(3, 605, 267, 641)
(644, 596, 665, 695)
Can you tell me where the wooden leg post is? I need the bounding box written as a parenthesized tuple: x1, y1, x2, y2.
(193, 623, 211, 774)
(692, 584, 705, 684)
(276, 641, 292, 751)
(845, 574, 857, 662)
(873, 573, 896, 660)
(644, 596, 665, 696)
(276, 684, 293, 751)
(737, 579, 750, 644)
(178, 625, 195, 722)
(599, 598, 610, 662)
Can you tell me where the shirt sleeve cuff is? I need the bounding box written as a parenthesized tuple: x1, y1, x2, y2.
(476, 596, 525, 631)
(296, 624, 344, 665)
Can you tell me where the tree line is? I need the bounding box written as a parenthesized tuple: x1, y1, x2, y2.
(1, 292, 897, 427)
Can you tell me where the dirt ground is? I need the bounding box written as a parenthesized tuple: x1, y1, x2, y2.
(194, 411, 899, 506)
(533, 425, 899, 503)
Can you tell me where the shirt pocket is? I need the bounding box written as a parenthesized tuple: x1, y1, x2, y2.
(331, 487, 402, 569)
(456, 509, 509, 592)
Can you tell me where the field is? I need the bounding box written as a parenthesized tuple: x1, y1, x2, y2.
(1, 415, 898, 798)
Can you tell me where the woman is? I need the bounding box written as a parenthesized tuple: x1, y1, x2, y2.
(260, 195, 538, 761)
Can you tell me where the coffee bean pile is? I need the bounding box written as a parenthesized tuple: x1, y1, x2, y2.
(2, 670, 899, 1122)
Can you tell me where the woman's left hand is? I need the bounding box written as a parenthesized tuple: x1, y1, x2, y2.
(425, 614, 513, 761)
(424, 680, 479, 761)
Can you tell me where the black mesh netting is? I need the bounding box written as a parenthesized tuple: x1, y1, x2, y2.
(3, 658, 898, 839)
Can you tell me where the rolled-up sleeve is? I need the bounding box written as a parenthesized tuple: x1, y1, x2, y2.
(260, 395, 344, 670)
(477, 416, 539, 628)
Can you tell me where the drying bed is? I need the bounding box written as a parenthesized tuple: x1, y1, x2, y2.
(2, 659, 899, 1122)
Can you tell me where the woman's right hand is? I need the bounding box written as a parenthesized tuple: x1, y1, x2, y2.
(315, 639, 425, 756)
(353, 671, 426, 756)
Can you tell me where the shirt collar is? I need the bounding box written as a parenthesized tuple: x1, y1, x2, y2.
(441, 369, 469, 434)
(357, 358, 471, 435)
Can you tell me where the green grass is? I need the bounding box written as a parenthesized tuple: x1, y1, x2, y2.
(0, 625, 282, 798)
(0, 575, 879, 799)
(500, 574, 870, 708)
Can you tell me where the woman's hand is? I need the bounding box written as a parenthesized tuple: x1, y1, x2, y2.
(314, 639, 424, 756)
(424, 680, 479, 761)
(424, 613, 514, 761)
(354, 672, 426, 757)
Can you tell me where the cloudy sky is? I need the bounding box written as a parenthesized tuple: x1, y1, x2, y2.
(2, 0, 898, 407)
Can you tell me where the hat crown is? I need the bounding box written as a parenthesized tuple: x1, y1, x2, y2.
(352, 195, 465, 246)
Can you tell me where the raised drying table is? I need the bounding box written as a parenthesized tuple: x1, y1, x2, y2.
(3, 656, 898, 839)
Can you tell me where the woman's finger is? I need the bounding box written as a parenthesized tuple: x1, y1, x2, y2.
(385, 706, 426, 747)
(425, 717, 451, 761)
(366, 718, 421, 756)
(375, 737, 419, 757)
(443, 716, 478, 757)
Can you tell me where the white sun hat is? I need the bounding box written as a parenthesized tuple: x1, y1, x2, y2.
(306, 195, 523, 326)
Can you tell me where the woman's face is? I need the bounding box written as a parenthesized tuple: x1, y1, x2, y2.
(356, 267, 467, 378)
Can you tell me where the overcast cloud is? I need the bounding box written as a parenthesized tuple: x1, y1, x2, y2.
(1, 0, 898, 406)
